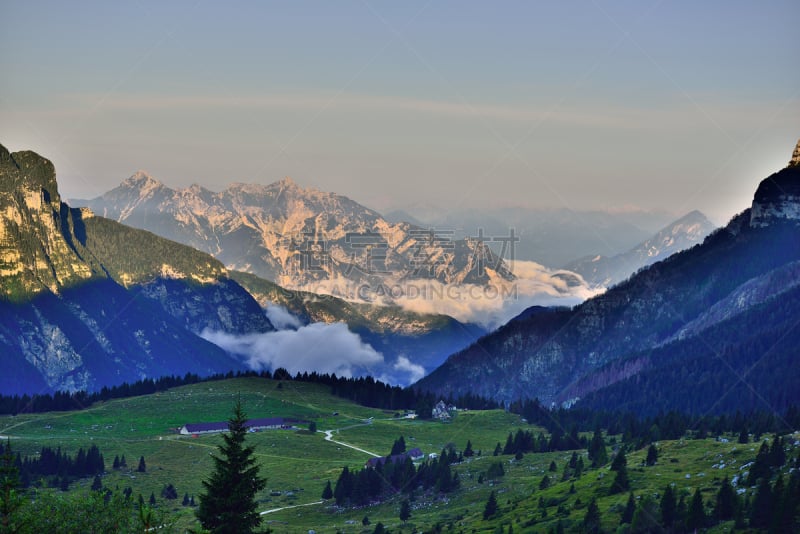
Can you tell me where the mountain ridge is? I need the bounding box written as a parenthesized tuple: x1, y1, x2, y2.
(415, 141, 800, 414)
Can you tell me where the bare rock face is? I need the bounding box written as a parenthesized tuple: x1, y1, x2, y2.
(750, 138, 800, 228)
(790, 138, 800, 167)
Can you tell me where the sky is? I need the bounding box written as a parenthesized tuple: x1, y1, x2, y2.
(1, 1, 798, 223)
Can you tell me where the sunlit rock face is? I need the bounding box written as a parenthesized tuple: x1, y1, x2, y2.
(750, 139, 800, 228)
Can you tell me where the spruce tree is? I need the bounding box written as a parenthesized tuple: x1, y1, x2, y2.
(483, 491, 498, 520)
(645, 444, 658, 466)
(0, 440, 25, 532)
(399, 499, 411, 522)
(196, 399, 267, 534)
(137, 456, 146, 473)
(714, 476, 736, 521)
(321, 480, 333, 500)
(610, 450, 627, 471)
(749, 476, 773, 529)
(609, 465, 629, 494)
(464, 440, 474, 458)
(660, 485, 677, 528)
(588, 430, 607, 467)
(582, 497, 601, 534)
(621, 492, 635, 524)
(686, 488, 706, 531)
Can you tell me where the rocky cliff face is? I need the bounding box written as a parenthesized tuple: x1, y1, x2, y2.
(750, 139, 800, 227)
(77, 174, 515, 295)
(0, 144, 273, 394)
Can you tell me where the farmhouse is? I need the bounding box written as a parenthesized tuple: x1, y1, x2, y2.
(179, 417, 288, 435)
(431, 400, 456, 421)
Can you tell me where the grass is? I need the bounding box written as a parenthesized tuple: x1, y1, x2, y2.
(1, 377, 796, 533)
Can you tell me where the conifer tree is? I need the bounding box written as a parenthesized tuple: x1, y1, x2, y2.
(686, 488, 706, 531)
(137, 456, 146, 473)
(321, 480, 333, 500)
(749, 476, 773, 529)
(660, 485, 677, 528)
(483, 491, 498, 520)
(714, 476, 736, 521)
(645, 444, 658, 466)
(588, 430, 607, 467)
(196, 399, 267, 534)
(609, 464, 629, 494)
(399, 499, 411, 522)
(610, 450, 627, 471)
(464, 440, 474, 458)
(582, 497, 601, 534)
(0, 440, 25, 532)
(621, 492, 635, 524)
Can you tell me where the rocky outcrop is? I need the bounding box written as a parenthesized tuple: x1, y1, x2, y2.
(0, 144, 275, 394)
(750, 139, 800, 227)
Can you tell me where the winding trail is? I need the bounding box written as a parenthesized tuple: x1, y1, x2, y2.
(322, 429, 380, 458)
(260, 500, 324, 516)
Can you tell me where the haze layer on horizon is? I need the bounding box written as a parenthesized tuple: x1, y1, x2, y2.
(1, 1, 798, 223)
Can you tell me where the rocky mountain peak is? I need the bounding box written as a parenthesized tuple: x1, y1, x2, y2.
(790, 138, 800, 167)
(124, 170, 162, 190)
(750, 138, 800, 228)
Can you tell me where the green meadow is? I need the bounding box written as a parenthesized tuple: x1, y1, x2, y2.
(1, 376, 795, 532)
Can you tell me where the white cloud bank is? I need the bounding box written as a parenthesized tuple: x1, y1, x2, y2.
(264, 303, 303, 330)
(201, 322, 383, 379)
(293, 261, 603, 330)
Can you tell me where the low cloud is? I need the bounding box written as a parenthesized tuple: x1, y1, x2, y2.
(264, 303, 303, 330)
(392, 356, 426, 384)
(201, 322, 383, 379)
(295, 261, 602, 330)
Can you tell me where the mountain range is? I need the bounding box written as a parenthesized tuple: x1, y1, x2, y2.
(564, 210, 715, 287)
(74, 174, 514, 296)
(415, 140, 800, 416)
(0, 144, 485, 393)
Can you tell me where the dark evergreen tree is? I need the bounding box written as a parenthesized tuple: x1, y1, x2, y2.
(610, 450, 627, 471)
(308, 421, 317, 433)
(362, 515, 370, 526)
(621, 492, 635, 524)
(548, 460, 557, 472)
(321, 480, 333, 500)
(149, 492, 156, 506)
(399, 499, 411, 522)
(539, 475, 551, 490)
(0, 440, 24, 532)
(161, 483, 178, 500)
(749, 476, 773, 529)
(119, 455, 127, 468)
(91, 474, 102, 491)
(112, 455, 120, 470)
(582, 497, 601, 534)
(182, 493, 190, 506)
(372, 523, 385, 534)
(196, 399, 267, 534)
(493, 443, 502, 456)
(645, 444, 658, 466)
(714, 476, 737, 521)
(609, 465, 629, 494)
(464, 440, 474, 458)
(588, 430, 608, 467)
(738, 427, 749, 443)
(483, 491, 498, 520)
(770, 435, 786, 468)
(747, 441, 772, 485)
(660, 485, 677, 528)
(391, 437, 406, 455)
(137, 456, 146, 473)
(686, 488, 706, 531)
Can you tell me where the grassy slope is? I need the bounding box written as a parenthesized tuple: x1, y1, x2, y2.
(1, 377, 795, 533)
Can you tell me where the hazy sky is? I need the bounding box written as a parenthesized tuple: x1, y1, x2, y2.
(1, 1, 798, 223)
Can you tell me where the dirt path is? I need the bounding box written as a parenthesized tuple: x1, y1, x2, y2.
(322, 429, 381, 457)
(260, 500, 324, 516)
